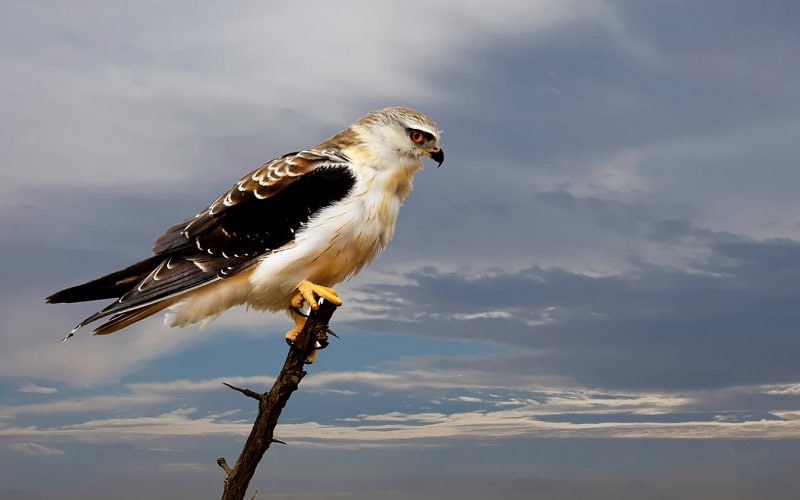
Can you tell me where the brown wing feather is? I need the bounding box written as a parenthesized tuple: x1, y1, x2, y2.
(152, 150, 348, 255)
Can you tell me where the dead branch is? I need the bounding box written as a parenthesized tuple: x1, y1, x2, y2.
(218, 299, 338, 500)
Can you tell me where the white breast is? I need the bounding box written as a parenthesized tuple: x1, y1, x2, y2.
(246, 162, 415, 311)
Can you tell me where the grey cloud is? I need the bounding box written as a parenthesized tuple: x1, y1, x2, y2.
(349, 234, 800, 391)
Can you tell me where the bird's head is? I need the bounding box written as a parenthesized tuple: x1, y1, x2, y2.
(340, 106, 444, 169)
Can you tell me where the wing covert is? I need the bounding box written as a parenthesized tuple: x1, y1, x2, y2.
(152, 149, 355, 258)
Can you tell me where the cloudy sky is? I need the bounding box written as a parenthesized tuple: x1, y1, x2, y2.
(2, 0, 800, 498)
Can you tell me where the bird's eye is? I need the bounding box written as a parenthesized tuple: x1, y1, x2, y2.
(409, 130, 425, 144)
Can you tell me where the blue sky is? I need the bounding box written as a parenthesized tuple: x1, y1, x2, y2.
(2, 0, 800, 498)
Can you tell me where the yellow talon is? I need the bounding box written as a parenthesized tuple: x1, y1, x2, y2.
(284, 315, 317, 363)
(295, 280, 342, 311)
(285, 304, 307, 341)
(284, 325, 302, 345)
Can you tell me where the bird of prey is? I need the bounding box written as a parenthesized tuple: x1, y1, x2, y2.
(47, 106, 443, 360)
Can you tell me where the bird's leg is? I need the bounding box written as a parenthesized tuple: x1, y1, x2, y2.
(284, 280, 342, 364)
(284, 306, 307, 346)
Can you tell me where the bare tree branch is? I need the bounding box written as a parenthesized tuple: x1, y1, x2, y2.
(218, 299, 338, 500)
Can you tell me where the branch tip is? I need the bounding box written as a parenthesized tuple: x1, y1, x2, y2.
(222, 382, 263, 400)
(217, 457, 233, 475)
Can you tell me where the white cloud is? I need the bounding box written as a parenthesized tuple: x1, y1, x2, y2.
(275, 408, 800, 444)
(3, 397, 798, 450)
(8, 442, 65, 456)
(17, 383, 57, 394)
(763, 383, 800, 396)
(302, 369, 579, 394)
(2, 373, 799, 449)
(0, 408, 249, 442)
(453, 310, 513, 321)
(454, 396, 483, 403)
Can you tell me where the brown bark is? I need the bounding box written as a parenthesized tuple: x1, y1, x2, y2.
(218, 299, 338, 500)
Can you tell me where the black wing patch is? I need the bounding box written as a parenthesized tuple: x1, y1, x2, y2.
(181, 165, 357, 268)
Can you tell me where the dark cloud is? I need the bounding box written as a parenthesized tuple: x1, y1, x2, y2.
(432, 1, 800, 173)
(351, 233, 800, 391)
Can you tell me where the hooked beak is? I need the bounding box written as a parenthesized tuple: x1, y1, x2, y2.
(429, 148, 444, 167)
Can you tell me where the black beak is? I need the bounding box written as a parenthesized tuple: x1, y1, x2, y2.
(430, 148, 444, 167)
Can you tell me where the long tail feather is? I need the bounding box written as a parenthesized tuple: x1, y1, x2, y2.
(47, 255, 163, 304)
(92, 298, 180, 336)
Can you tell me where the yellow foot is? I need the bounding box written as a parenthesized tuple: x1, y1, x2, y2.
(284, 316, 305, 345)
(291, 280, 343, 311)
(284, 320, 316, 363)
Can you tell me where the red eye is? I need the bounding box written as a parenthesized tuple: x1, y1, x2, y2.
(409, 130, 425, 144)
